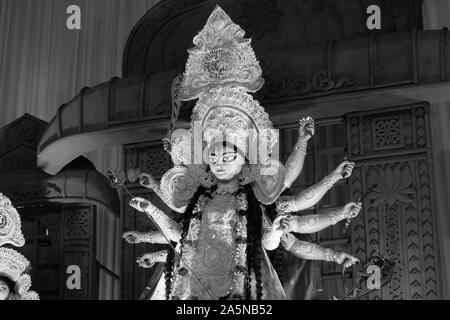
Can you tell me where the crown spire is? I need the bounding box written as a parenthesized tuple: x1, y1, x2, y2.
(180, 5, 264, 100)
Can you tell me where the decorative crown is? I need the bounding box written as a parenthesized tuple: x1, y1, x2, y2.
(191, 86, 277, 161)
(172, 6, 277, 164)
(181, 5, 264, 100)
(9, 273, 40, 300)
(0, 247, 30, 282)
(0, 193, 25, 247)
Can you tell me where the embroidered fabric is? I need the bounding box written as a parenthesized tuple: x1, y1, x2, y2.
(167, 192, 287, 300)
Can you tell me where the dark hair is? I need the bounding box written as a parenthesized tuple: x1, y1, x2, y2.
(0, 275, 15, 294)
(242, 184, 263, 300)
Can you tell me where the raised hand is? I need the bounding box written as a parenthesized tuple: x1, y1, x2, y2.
(333, 160, 355, 179)
(137, 253, 156, 268)
(342, 202, 362, 219)
(138, 173, 158, 189)
(272, 214, 291, 233)
(162, 137, 172, 154)
(334, 251, 360, 269)
(123, 231, 142, 244)
(298, 116, 315, 141)
(129, 197, 151, 212)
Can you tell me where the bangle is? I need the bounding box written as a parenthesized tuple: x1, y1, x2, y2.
(323, 248, 335, 262)
(328, 208, 345, 225)
(276, 196, 298, 214)
(323, 172, 341, 190)
(294, 139, 308, 154)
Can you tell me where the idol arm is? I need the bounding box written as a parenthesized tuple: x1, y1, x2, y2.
(276, 160, 355, 213)
(276, 202, 362, 234)
(123, 230, 170, 244)
(138, 173, 186, 214)
(283, 136, 308, 190)
(281, 233, 359, 266)
(282, 117, 315, 191)
(129, 197, 182, 243)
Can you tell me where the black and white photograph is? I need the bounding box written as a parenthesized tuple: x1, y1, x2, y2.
(0, 0, 449, 306)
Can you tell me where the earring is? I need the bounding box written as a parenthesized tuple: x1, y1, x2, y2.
(199, 171, 217, 188)
(239, 165, 253, 186)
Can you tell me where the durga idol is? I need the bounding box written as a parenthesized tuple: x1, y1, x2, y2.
(124, 6, 361, 300)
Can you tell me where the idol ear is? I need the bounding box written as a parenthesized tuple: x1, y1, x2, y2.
(238, 165, 253, 186)
(160, 165, 203, 209)
(251, 160, 285, 205)
(199, 170, 218, 188)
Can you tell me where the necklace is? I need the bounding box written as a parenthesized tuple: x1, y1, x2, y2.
(171, 186, 249, 300)
(214, 181, 240, 195)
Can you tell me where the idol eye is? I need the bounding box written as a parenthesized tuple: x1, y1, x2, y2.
(209, 156, 218, 164)
(223, 154, 237, 162)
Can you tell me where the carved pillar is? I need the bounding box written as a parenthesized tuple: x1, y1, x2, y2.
(62, 205, 98, 299)
(347, 104, 441, 300)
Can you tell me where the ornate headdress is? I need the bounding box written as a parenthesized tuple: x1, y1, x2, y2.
(161, 6, 285, 207)
(0, 193, 25, 247)
(0, 193, 39, 300)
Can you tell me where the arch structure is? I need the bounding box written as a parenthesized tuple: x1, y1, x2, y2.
(0, 114, 119, 215)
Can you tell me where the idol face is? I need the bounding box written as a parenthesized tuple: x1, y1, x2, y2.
(208, 143, 244, 181)
(0, 279, 10, 300)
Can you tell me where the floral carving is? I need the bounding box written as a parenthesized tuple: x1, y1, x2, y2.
(65, 209, 89, 238)
(366, 164, 415, 207)
(373, 117, 403, 149)
(312, 70, 355, 92)
(259, 70, 355, 100)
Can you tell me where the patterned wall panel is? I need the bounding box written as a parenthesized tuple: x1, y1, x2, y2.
(347, 104, 440, 300)
(122, 143, 173, 299)
(64, 208, 90, 239)
(62, 205, 98, 300)
(348, 105, 428, 158)
(125, 143, 172, 180)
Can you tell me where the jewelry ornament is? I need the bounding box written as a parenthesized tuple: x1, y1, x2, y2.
(0, 193, 39, 300)
(0, 193, 25, 247)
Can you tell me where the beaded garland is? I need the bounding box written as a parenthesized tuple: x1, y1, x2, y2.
(170, 186, 250, 300)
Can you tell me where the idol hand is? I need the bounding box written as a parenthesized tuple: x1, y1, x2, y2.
(138, 173, 158, 189)
(162, 137, 172, 153)
(333, 160, 355, 179)
(272, 214, 290, 233)
(334, 252, 359, 268)
(129, 197, 151, 212)
(137, 253, 157, 268)
(123, 231, 142, 244)
(298, 116, 315, 141)
(342, 202, 362, 219)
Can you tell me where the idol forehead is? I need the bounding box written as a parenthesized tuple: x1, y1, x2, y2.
(206, 141, 245, 157)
